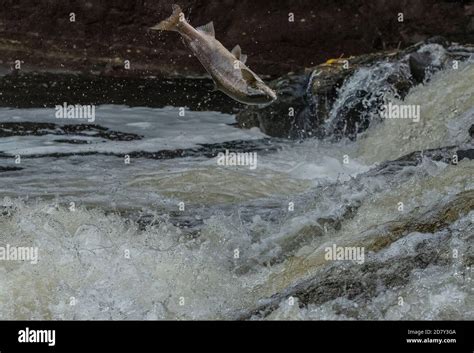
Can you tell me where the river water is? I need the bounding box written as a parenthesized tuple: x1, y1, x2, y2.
(0, 57, 472, 320)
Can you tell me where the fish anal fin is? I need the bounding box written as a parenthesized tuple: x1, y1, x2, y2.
(197, 21, 215, 37)
(209, 75, 220, 92)
(212, 81, 220, 92)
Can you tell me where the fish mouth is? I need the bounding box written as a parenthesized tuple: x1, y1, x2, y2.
(268, 89, 277, 102)
(260, 84, 277, 103)
(240, 93, 276, 105)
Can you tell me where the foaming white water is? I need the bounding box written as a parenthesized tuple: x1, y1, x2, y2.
(0, 59, 473, 320)
(244, 159, 474, 304)
(1, 157, 471, 320)
(357, 60, 474, 164)
(0, 199, 268, 319)
(324, 60, 411, 135)
(0, 107, 369, 209)
(265, 211, 474, 320)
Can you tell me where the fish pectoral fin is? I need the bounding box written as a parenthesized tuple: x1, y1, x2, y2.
(241, 68, 257, 85)
(231, 45, 247, 64)
(196, 21, 215, 37)
(231, 45, 241, 59)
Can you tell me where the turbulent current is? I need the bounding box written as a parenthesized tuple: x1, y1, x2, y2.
(0, 58, 473, 320)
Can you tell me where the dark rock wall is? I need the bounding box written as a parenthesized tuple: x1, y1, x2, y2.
(0, 0, 473, 77)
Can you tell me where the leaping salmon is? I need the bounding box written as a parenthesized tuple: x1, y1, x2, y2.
(150, 4, 277, 106)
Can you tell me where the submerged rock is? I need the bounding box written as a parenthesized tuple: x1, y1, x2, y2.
(0, 121, 142, 141)
(239, 190, 473, 320)
(0, 166, 23, 172)
(0, 130, 278, 161)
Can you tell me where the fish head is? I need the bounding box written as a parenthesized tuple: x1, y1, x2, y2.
(244, 80, 277, 105)
(238, 67, 277, 105)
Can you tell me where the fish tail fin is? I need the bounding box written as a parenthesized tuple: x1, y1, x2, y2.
(150, 4, 184, 32)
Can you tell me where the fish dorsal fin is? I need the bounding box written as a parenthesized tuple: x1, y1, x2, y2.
(241, 68, 257, 85)
(197, 21, 215, 37)
(231, 45, 247, 64)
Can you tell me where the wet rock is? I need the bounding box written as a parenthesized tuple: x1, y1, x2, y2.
(365, 145, 474, 178)
(237, 40, 470, 139)
(369, 145, 459, 175)
(409, 51, 434, 83)
(237, 73, 312, 138)
(237, 62, 356, 139)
